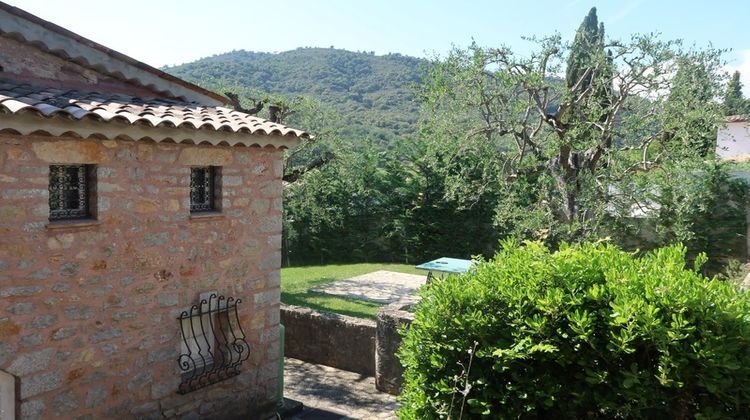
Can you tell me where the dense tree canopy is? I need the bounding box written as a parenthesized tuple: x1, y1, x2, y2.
(420, 11, 730, 243)
(165, 48, 425, 144)
(724, 71, 748, 115)
(165, 11, 745, 269)
(664, 54, 725, 157)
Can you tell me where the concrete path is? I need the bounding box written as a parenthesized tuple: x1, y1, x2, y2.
(284, 357, 398, 419)
(311, 270, 426, 304)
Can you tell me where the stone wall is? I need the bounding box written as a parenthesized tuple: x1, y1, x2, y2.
(0, 134, 284, 418)
(0, 35, 167, 98)
(281, 302, 413, 395)
(281, 305, 376, 376)
(375, 301, 414, 395)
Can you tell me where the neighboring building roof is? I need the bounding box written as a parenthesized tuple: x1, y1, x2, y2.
(727, 115, 748, 123)
(0, 1, 225, 105)
(0, 81, 309, 148)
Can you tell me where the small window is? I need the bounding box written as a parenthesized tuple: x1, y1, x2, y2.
(49, 164, 93, 221)
(190, 166, 219, 213)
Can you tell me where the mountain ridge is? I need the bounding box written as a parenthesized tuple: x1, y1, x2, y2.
(164, 47, 428, 143)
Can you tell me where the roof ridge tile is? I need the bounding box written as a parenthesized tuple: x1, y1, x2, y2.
(0, 81, 309, 140)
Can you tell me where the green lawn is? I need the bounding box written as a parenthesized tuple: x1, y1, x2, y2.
(281, 263, 423, 319)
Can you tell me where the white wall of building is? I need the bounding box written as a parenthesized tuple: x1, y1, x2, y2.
(717, 121, 750, 160)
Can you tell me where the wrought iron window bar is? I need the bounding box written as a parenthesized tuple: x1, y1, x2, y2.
(176, 293, 250, 394)
(49, 164, 89, 220)
(190, 166, 215, 212)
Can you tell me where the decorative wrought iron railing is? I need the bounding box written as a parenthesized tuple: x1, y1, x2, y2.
(176, 293, 250, 394)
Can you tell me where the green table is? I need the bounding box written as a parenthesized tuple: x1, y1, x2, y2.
(416, 257, 473, 283)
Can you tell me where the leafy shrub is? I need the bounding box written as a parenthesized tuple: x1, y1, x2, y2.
(607, 161, 748, 275)
(398, 241, 750, 419)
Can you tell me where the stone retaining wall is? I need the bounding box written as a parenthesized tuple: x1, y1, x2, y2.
(375, 301, 414, 395)
(281, 305, 376, 376)
(282, 301, 414, 395)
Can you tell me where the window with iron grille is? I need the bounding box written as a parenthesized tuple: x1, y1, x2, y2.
(177, 292, 250, 394)
(48, 164, 93, 221)
(190, 166, 219, 213)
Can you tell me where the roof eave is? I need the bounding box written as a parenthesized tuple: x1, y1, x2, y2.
(727, 115, 748, 123)
(0, 113, 303, 149)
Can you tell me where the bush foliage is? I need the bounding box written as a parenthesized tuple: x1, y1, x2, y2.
(608, 161, 748, 274)
(398, 242, 750, 418)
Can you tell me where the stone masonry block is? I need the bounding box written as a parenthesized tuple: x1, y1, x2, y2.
(8, 347, 55, 376)
(0, 286, 42, 297)
(254, 289, 280, 308)
(260, 252, 281, 270)
(156, 292, 179, 307)
(20, 371, 63, 399)
(51, 390, 79, 415)
(127, 370, 153, 392)
(6, 302, 34, 315)
(64, 305, 94, 321)
(20, 399, 45, 420)
(85, 386, 108, 409)
(89, 327, 122, 343)
(29, 314, 58, 329)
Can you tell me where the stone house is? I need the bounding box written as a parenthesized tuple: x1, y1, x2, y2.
(0, 3, 307, 419)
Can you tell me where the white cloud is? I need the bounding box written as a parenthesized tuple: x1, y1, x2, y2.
(726, 49, 750, 97)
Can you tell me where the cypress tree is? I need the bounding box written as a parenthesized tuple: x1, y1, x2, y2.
(566, 7, 604, 93)
(724, 71, 747, 115)
(563, 8, 612, 129)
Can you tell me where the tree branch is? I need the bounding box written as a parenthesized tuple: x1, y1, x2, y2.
(225, 92, 264, 115)
(283, 152, 335, 183)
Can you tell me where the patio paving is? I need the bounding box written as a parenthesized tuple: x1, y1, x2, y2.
(311, 270, 426, 304)
(284, 357, 398, 419)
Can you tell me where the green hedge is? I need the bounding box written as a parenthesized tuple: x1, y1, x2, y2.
(398, 241, 750, 418)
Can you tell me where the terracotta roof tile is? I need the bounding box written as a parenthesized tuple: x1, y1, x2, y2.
(0, 81, 309, 140)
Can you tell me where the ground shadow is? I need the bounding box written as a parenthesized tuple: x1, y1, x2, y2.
(281, 290, 381, 319)
(292, 406, 349, 419)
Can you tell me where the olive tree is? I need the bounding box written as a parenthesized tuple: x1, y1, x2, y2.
(420, 11, 727, 243)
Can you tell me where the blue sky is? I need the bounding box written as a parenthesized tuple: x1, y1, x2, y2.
(7, 0, 750, 89)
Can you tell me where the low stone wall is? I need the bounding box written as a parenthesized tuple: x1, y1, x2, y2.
(375, 301, 414, 395)
(281, 301, 415, 396)
(281, 305, 376, 376)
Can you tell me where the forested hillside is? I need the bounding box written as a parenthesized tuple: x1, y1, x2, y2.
(164, 48, 426, 143)
(162, 18, 743, 270)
